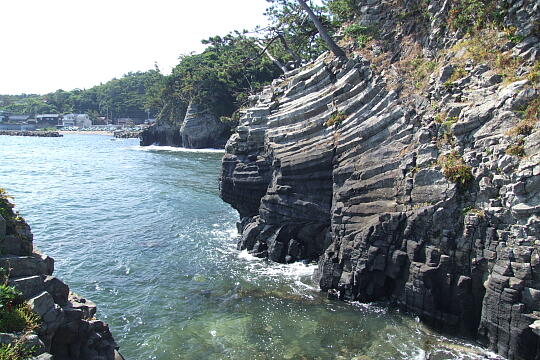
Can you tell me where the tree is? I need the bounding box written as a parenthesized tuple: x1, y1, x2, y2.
(260, 0, 330, 64)
(296, 0, 346, 58)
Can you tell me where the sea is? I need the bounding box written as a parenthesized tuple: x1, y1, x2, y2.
(0, 134, 502, 360)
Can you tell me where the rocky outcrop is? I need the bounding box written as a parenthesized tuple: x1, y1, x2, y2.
(139, 122, 182, 147)
(114, 129, 141, 139)
(0, 198, 122, 360)
(140, 102, 229, 148)
(219, 1, 540, 359)
(180, 102, 228, 148)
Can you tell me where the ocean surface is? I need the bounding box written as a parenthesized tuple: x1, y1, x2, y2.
(0, 134, 501, 360)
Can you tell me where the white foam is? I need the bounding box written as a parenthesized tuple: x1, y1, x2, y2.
(263, 261, 318, 279)
(130, 145, 225, 153)
(348, 301, 388, 314)
(210, 227, 238, 240)
(238, 249, 261, 261)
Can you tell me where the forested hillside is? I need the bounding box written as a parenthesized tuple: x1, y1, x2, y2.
(1, 0, 352, 125)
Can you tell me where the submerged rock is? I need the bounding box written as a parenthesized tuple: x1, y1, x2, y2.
(219, 1, 540, 358)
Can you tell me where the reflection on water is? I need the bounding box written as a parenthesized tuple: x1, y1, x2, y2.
(0, 134, 501, 360)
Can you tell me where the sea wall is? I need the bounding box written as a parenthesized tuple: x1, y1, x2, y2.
(0, 196, 122, 360)
(219, 1, 540, 359)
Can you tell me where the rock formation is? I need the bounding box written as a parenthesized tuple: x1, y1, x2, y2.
(0, 198, 122, 360)
(140, 102, 229, 148)
(219, 0, 540, 359)
(180, 102, 228, 148)
(139, 121, 182, 147)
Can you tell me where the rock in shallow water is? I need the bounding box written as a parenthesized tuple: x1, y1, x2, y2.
(219, 3, 540, 357)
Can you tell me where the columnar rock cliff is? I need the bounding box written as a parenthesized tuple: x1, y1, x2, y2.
(220, 1, 540, 359)
(0, 199, 122, 360)
(140, 102, 228, 148)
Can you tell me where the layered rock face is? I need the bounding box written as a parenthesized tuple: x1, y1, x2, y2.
(181, 102, 228, 148)
(140, 102, 228, 148)
(220, 1, 540, 359)
(0, 204, 122, 359)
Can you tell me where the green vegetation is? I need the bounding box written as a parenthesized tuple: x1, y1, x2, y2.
(326, 0, 358, 22)
(325, 111, 347, 127)
(397, 0, 431, 22)
(0, 270, 41, 335)
(343, 24, 375, 48)
(439, 151, 474, 188)
(0, 304, 40, 333)
(0, 71, 164, 122)
(448, 0, 505, 34)
(2, 1, 353, 126)
(505, 138, 526, 157)
(444, 30, 526, 84)
(0, 188, 15, 223)
(462, 206, 485, 217)
(158, 33, 282, 124)
(405, 58, 437, 90)
(443, 66, 468, 88)
(0, 284, 21, 311)
(0, 342, 35, 360)
(436, 116, 457, 146)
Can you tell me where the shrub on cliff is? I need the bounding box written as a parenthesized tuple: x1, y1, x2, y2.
(0, 188, 15, 222)
(448, 0, 505, 34)
(325, 111, 347, 127)
(0, 303, 40, 333)
(0, 284, 22, 310)
(0, 271, 41, 335)
(0, 342, 35, 360)
(439, 151, 473, 189)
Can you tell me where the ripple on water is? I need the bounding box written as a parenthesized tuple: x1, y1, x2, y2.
(0, 135, 502, 360)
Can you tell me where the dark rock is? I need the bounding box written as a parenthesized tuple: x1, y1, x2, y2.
(219, 12, 540, 356)
(140, 102, 230, 149)
(43, 276, 69, 306)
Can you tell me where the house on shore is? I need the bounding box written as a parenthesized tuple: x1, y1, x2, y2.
(36, 114, 61, 127)
(7, 115, 30, 123)
(117, 118, 134, 127)
(0, 113, 36, 130)
(61, 113, 92, 128)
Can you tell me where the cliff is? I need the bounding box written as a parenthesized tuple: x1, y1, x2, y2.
(0, 193, 122, 360)
(219, 1, 540, 359)
(140, 102, 229, 148)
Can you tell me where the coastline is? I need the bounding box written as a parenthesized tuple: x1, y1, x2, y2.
(59, 130, 114, 136)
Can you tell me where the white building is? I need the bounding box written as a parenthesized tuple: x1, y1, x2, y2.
(62, 113, 92, 128)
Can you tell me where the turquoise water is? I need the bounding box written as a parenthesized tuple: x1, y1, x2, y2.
(0, 134, 500, 360)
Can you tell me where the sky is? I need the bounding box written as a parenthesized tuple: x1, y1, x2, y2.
(0, 0, 270, 95)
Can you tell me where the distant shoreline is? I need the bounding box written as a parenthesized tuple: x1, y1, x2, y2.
(59, 130, 114, 135)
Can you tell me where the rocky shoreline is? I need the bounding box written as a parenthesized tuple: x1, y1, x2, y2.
(219, 1, 540, 359)
(113, 129, 141, 139)
(0, 131, 62, 138)
(0, 194, 122, 360)
(140, 102, 229, 148)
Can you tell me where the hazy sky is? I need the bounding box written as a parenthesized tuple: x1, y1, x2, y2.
(1, 0, 270, 95)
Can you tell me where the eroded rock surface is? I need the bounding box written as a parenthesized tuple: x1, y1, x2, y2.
(0, 206, 121, 359)
(219, 1, 540, 359)
(140, 102, 229, 148)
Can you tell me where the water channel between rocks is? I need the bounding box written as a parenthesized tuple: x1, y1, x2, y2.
(0, 134, 502, 360)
